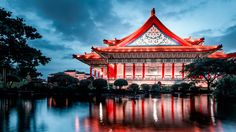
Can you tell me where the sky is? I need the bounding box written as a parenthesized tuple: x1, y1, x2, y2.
(1, 0, 236, 78)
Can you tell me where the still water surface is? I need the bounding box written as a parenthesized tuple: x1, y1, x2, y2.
(0, 94, 236, 132)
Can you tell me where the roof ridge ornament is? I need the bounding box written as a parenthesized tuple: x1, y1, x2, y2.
(151, 8, 155, 16)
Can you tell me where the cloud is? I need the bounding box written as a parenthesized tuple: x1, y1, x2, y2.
(61, 54, 73, 60)
(30, 40, 72, 51)
(9, 0, 132, 44)
(216, 25, 236, 52)
(194, 25, 236, 53)
(161, 1, 207, 19)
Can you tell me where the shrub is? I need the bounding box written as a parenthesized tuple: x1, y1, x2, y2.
(189, 82, 199, 92)
(92, 79, 108, 92)
(171, 83, 191, 93)
(79, 79, 91, 90)
(114, 79, 128, 89)
(179, 83, 191, 92)
(171, 84, 180, 92)
(161, 86, 171, 92)
(128, 83, 139, 93)
(48, 73, 79, 87)
(140, 84, 150, 93)
(214, 76, 236, 97)
(151, 84, 161, 92)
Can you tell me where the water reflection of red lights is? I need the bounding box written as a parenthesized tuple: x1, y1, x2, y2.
(85, 95, 222, 131)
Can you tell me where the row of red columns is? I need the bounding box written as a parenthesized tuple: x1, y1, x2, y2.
(90, 63, 185, 79)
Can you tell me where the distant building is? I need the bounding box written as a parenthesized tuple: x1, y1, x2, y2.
(48, 70, 90, 81)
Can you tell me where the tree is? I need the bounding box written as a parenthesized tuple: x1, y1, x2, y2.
(184, 58, 228, 91)
(79, 79, 91, 89)
(214, 76, 236, 97)
(0, 8, 50, 86)
(92, 78, 107, 91)
(140, 84, 150, 93)
(6, 75, 20, 88)
(114, 79, 128, 89)
(151, 84, 161, 92)
(48, 73, 79, 87)
(128, 83, 139, 94)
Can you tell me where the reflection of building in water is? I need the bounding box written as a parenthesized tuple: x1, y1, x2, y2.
(47, 97, 70, 108)
(86, 95, 218, 130)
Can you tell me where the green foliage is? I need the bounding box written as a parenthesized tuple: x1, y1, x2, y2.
(128, 83, 139, 93)
(151, 84, 161, 92)
(79, 79, 91, 89)
(0, 8, 50, 80)
(171, 84, 180, 92)
(184, 58, 234, 90)
(214, 76, 236, 97)
(114, 79, 128, 89)
(48, 73, 79, 87)
(161, 86, 171, 92)
(179, 83, 191, 92)
(189, 82, 199, 92)
(140, 84, 150, 92)
(92, 78, 107, 91)
(171, 83, 191, 92)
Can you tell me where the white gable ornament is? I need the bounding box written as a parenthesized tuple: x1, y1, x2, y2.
(128, 25, 179, 46)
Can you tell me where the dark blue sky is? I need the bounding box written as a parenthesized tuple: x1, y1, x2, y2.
(1, 0, 236, 78)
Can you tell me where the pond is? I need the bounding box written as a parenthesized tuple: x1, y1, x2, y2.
(0, 94, 236, 132)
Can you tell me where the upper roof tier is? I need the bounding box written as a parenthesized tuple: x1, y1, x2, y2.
(103, 8, 205, 47)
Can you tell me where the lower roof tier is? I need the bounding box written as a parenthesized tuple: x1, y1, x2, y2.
(73, 49, 236, 66)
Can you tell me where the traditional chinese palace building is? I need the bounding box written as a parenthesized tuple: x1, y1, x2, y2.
(73, 8, 236, 85)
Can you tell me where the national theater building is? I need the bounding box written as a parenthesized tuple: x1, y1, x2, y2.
(73, 8, 236, 85)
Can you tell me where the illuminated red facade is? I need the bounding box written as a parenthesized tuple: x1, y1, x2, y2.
(73, 8, 235, 84)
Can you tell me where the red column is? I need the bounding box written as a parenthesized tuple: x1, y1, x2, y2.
(101, 67, 104, 79)
(162, 63, 165, 79)
(98, 70, 100, 78)
(123, 63, 126, 79)
(107, 64, 109, 79)
(94, 69, 96, 77)
(90, 66, 92, 77)
(142, 63, 145, 79)
(182, 63, 185, 79)
(133, 63, 136, 79)
(114, 63, 117, 79)
(172, 63, 175, 79)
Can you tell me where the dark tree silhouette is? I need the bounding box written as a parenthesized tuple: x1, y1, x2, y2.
(0, 8, 50, 86)
(151, 84, 161, 92)
(140, 84, 150, 93)
(92, 78, 107, 91)
(79, 79, 91, 89)
(184, 58, 231, 91)
(214, 76, 236, 97)
(48, 73, 79, 87)
(114, 79, 128, 89)
(128, 83, 139, 94)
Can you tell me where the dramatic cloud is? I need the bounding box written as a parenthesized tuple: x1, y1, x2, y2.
(30, 40, 72, 51)
(0, 0, 236, 78)
(208, 25, 236, 52)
